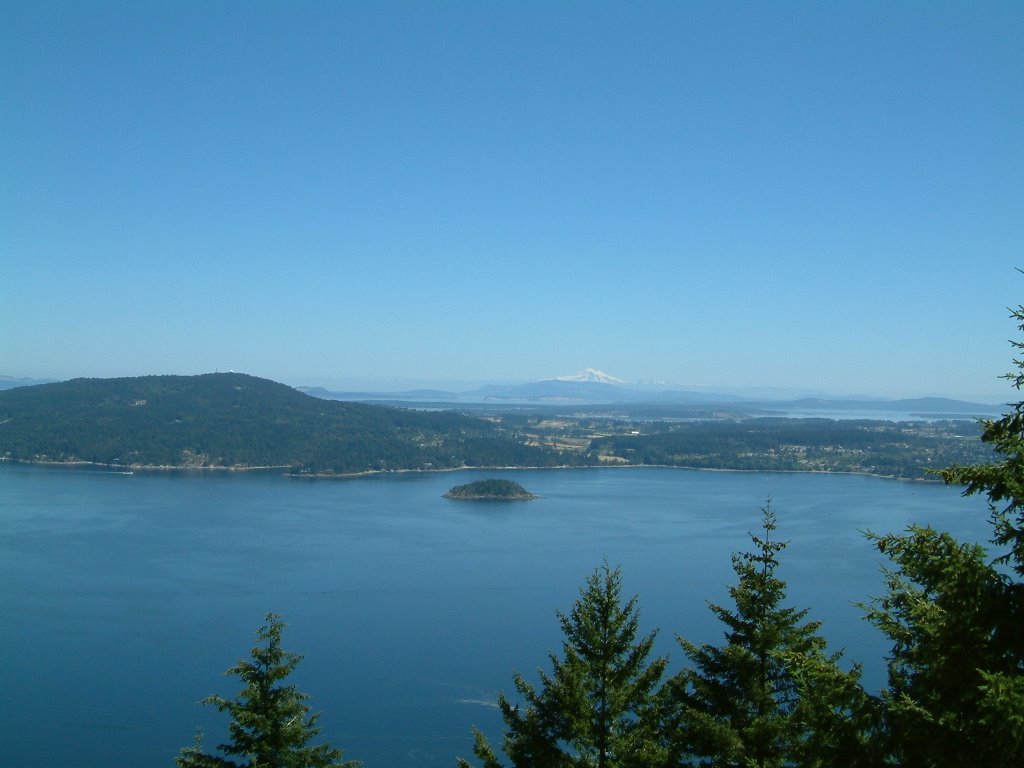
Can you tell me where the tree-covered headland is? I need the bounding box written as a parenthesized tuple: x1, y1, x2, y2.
(0, 373, 573, 474)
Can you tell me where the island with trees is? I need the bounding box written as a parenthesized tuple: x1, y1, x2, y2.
(444, 478, 536, 500)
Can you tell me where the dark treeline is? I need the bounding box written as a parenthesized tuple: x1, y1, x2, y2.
(590, 418, 991, 479)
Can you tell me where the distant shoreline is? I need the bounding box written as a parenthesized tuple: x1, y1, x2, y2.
(0, 456, 940, 484)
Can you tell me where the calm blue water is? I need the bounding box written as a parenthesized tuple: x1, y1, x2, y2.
(0, 465, 993, 768)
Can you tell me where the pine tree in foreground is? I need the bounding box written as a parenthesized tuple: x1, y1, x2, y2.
(940, 300, 1024, 577)
(176, 613, 358, 768)
(662, 503, 877, 768)
(862, 299, 1024, 767)
(459, 561, 668, 768)
(864, 526, 1019, 767)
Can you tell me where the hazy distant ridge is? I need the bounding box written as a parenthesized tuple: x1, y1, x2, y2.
(0, 375, 58, 391)
(298, 371, 1001, 414)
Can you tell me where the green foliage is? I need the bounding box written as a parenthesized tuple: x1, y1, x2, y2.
(864, 301, 1024, 766)
(663, 504, 874, 767)
(460, 561, 667, 768)
(864, 528, 1020, 767)
(0, 373, 571, 473)
(781, 646, 881, 768)
(590, 418, 991, 479)
(445, 478, 534, 499)
(938, 303, 1024, 573)
(176, 613, 358, 768)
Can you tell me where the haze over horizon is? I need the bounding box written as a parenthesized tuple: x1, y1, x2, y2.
(3, 2, 1021, 402)
(0, 367, 1009, 406)
(285, 368, 1008, 405)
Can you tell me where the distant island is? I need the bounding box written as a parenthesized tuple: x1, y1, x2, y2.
(444, 478, 536, 500)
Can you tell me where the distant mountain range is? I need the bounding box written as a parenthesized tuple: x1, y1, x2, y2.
(295, 368, 1003, 417)
(0, 376, 58, 391)
(553, 368, 627, 384)
(2, 369, 1004, 417)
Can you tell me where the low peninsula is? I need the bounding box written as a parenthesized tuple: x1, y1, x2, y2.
(444, 478, 536, 500)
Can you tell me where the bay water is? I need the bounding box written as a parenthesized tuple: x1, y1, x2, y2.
(0, 465, 993, 767)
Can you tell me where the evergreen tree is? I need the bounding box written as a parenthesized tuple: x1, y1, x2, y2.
(176, 613, 358, 768)
(863, 301, 1024, 766)
(864, 527, 1019, 767)
(939, 302, 1024, 575)
(663, 503, 873, 767)
(459, 561, 668, 768)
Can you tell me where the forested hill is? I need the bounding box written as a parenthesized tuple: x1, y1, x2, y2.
(0, 373, 571, 474)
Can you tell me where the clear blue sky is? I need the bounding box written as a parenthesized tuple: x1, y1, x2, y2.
(3, 1, 1021, 400)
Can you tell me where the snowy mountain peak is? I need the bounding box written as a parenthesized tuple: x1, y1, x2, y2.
(553, 368, 627, 385)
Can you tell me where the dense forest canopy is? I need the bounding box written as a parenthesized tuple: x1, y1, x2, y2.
(588, 417, 991, 477)
(444, 478, 535, 499)
(0, 373, 570, 474)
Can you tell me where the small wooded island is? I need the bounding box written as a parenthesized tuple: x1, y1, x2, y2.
(444, 478, 536, 500)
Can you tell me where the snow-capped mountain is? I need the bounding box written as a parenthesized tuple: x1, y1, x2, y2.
(552, 368, 627, 385)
